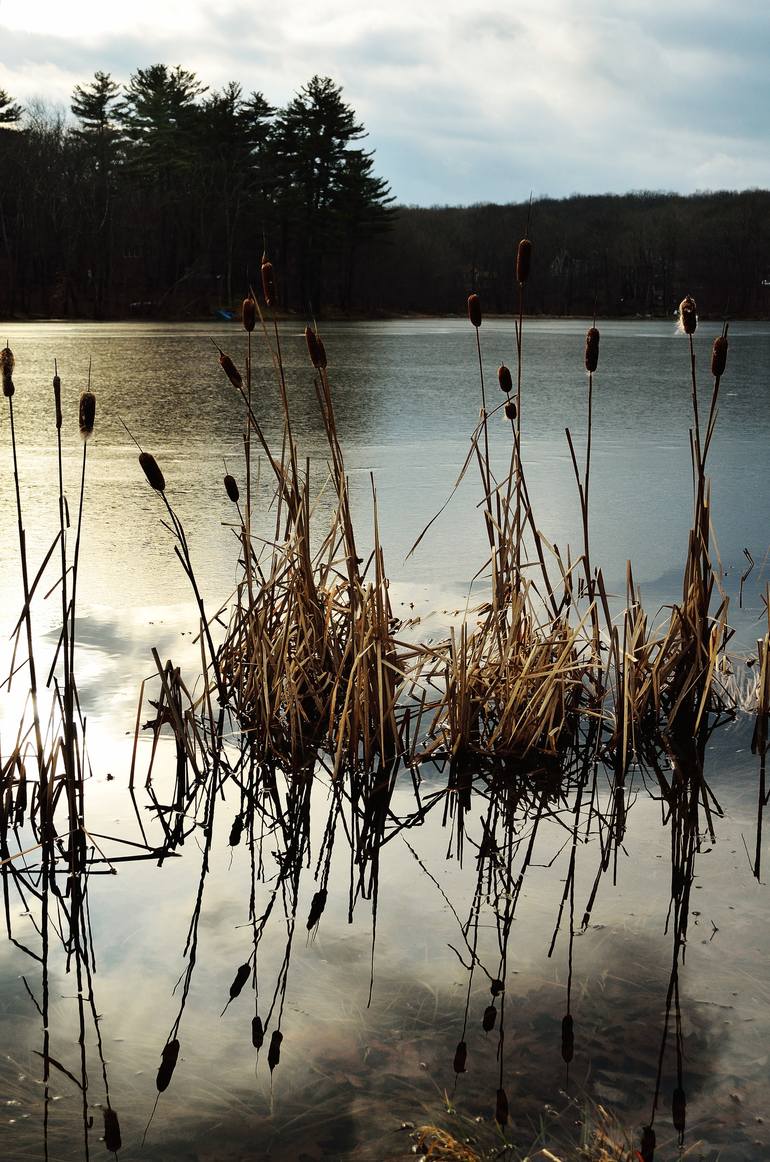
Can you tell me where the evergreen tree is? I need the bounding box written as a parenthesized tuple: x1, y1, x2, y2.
(118, 65, 208, 300)
(71, 72, 125, 315)
(272, 76, 392, 310)
(0, 89, 22, 128)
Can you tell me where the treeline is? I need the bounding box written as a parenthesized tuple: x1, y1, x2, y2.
(1, 70, 769, 320)
(0, 70, 393, 318)
(361, 190, 770, 319)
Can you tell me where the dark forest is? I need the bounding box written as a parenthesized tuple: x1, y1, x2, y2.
(1, 70, 768, 320)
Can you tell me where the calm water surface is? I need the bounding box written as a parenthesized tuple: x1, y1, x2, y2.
(0, 319, 768, 1160)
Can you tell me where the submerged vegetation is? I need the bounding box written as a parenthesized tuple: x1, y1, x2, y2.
(0, 239, 768, 1160)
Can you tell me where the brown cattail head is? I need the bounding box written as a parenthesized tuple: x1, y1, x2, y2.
(672, 1086, 686, 1134)
(1, 345, 14, 398)
(640, 1125, 656, 1162)
(79, 390, 96, 439)
(261, 255, 276, 307)
(156, 1039, 180, 1093)
(268, 1030, 283, 1072)
(452, 1041, 467, 1073)
(585, 326, 600, 373)
(497, 363, 512, 393)
(561, 1013, 574, 1063)
(252, 1015, 264, 1049)
(711, 333, 729, 378)
(242, 296, 256, 332)
(219, 350, 243, 391)
(305, 325, 327, 370)
(482, 1004, 497, 1032)
(53, 373, 62, 430)
(516, 237, 532, 285)
(224, 474, 240, 503)
(229, 963, 251, 1001)
(678, 296, 697, 335)
(495, 1087, 509, 1127)
(103, 1108, 122, 1153)
(467, 293, 482, 328)
(139, 451, 166, 493)
(504, 398, 517, 422)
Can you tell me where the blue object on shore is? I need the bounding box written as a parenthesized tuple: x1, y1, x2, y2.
(217, 309, 235, 321)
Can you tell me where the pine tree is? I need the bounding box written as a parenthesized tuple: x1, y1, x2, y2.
(272, 76, 393, 310)
(0, 89, 22, 128)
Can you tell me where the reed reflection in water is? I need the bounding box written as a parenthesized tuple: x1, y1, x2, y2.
(0, 309, 769, 1161)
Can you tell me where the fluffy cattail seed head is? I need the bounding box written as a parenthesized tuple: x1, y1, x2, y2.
(224, 474, 240, 503)
(678, 296, 697, 335)
(585, 326, 600, 373)
(219, 351, 243, 391)
(261, 256, 276, 307)
(467, 293, 482, 328)
(711, 333, 728, 378)
(504, 398, 517, 422)
(516, 238, 532, 285)
(53, 373, 62, 430)
(497, 363, 512, 394)
(242, 297, 256, 332)
(1, 345, 14, 398)
(305, 326, 327, 370)
(139, 451, 166, 493)
(79, 390, 96, 439)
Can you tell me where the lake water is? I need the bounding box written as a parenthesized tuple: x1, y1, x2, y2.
(0, 318, 768, 1161)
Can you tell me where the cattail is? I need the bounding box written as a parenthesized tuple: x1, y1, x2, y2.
(103, 1107, 121, 1152)
(219, 350, 243, 391)
(672, 1086, 686, 1133)
(482, 1004, 497, 1032)
(561, 1014, 574, 1063)
(261, 255, 276, 307)
(53, 372, 62, 430)
(467, 293, 482, 328)
(1, 345, 14, 398)
(139, 451, 166, 493)
(156, 1039, 180, 1092)
(268, 1029, 283, 1072)
(584, 326, 600, 373)
(306, 887, 328, 930)
(495, 1087, 509, 1126)
(224, 474, 240, 504)
(79, 390, 96, 439)
(452, 1041, 467, 1073)
(490, 979, 504, 996)
(640, 1124, 656, 1162)
(504, 399, 517, 422)
(242, 296, 256, 332)
(497, 364, 512, 394)
(229, 813, 243, 846)
(252, 1015, 264, 1049)
(516, 237, 532, 285)
(305, 325, 327, 370)
(711, 333, 728, 378)
(228, 962, 251, 1002)
(678, 296, 697, 335)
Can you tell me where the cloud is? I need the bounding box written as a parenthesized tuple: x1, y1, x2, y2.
(0, 0, 767, 204)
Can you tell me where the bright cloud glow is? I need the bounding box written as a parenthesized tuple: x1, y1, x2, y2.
(0, 0, 768, 204)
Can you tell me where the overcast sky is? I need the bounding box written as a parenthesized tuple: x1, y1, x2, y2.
(1, 0, 768, 206)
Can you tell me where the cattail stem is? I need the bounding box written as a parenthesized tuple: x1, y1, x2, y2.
(6, 395, 47, 809)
